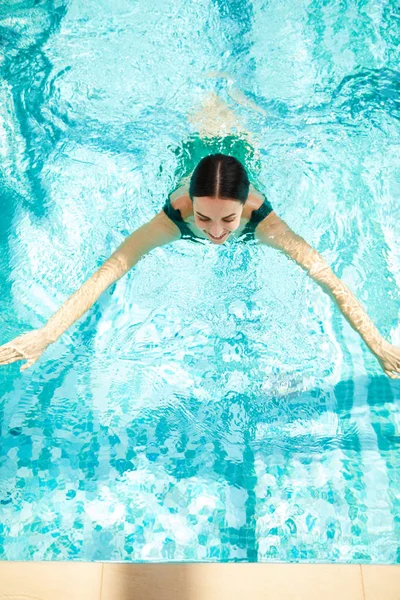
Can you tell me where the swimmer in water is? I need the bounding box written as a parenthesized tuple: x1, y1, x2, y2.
(1, 89, 400, 378)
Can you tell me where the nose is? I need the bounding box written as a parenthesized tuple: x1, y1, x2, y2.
(209, 225, 226, 237)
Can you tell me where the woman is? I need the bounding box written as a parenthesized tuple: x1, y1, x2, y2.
(1, 92, 400, 378)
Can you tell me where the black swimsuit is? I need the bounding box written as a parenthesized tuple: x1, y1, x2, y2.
(162, 196, 274, 244)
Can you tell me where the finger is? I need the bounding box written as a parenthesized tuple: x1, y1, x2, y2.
(385, 370, 400, 380)
(20, 358, 37, 373)
(0, 345, 18, 358)
(0, 346, 23, 365)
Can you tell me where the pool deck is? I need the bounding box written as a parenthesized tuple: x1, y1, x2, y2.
(0, 562, 399, 599)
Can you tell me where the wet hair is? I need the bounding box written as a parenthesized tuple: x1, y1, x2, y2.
(188, 153, 249, 205)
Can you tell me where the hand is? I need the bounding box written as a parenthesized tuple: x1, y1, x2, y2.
(0, 328, 53, 373)
(376, 341, 400, 380)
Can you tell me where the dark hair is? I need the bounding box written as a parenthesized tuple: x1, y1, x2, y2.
(188, 153, 249, 205)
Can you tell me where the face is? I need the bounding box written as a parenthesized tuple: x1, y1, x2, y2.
(193, 196, 244, 244)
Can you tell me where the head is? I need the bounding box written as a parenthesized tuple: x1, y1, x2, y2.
(188, 153, 249, 244)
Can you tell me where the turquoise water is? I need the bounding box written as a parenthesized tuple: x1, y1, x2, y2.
(0, 0, 400, 563)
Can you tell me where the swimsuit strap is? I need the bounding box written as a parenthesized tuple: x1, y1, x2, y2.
(162, 197, 204, 243)
(248, 196, 274, 224)
(237, 195, 274, 241)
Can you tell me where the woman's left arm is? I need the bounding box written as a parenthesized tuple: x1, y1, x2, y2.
(256, 213, 400, 379)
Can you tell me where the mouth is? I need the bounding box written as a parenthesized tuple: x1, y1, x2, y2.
(207, 231, 228, 241)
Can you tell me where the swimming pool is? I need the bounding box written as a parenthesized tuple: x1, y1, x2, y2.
(0, 0, 399, 563)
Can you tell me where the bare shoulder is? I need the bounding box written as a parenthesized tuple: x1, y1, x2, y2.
(168, 184, 193, 219)
(243, 183, 264, 217)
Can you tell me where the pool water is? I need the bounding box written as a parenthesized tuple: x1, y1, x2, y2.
(0, 0, 400, 563)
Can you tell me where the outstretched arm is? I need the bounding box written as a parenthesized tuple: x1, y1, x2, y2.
(43, 211, 180, 343)
(256, 212, 400, 379)
(0, 211, 180, 371)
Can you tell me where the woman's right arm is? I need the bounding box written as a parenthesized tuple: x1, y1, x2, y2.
(0, 211, 181, 371)
(43, 211, 180, 342)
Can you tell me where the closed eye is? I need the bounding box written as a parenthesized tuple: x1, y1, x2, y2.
(198, 217, 235, 222)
